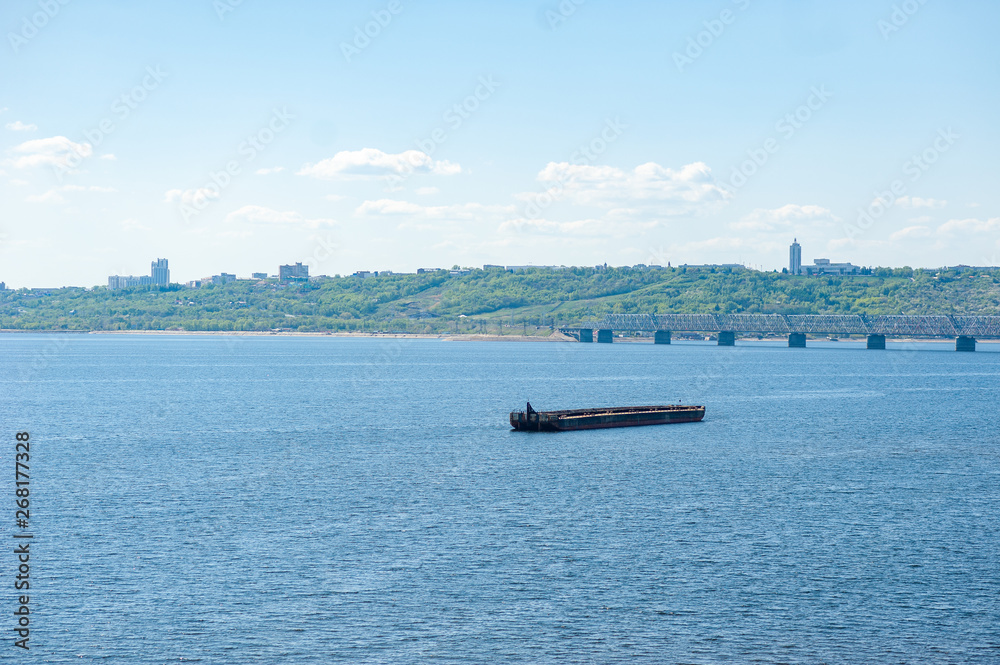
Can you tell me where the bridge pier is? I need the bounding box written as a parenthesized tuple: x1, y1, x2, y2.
(578, 328, 593, 343)
(654, 330, 671, 344)
(718, 331, 736, 346)
(956, 335, 976, 352)
(788, 333, 806, 348)
(867, 334, 886, 350)
(597, 329, 614, 344)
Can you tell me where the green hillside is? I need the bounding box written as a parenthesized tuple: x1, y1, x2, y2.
(1, 266, 998, 333)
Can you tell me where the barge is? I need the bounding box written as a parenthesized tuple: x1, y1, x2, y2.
(510, 402, 705, 431)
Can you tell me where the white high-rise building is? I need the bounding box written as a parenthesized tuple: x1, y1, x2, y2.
(151, 258, 170, 285)
(789, 239, 802, 275)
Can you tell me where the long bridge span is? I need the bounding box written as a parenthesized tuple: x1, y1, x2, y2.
(562, 314, 1000, 351)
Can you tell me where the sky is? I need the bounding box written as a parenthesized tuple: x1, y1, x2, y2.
(1, 0, 998, 287)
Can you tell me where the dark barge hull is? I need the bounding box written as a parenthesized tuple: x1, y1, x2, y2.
(510, 405, 705, 431)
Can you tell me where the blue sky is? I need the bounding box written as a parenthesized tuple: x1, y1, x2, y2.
(1, 0, 998, 286)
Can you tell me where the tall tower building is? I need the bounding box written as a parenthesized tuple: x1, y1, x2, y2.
(151, 258, 170, 285)
(789, 239, 801, 275)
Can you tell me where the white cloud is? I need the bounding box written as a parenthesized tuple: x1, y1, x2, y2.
(416, 186, 439, 195)
(164, 187, 220, 207)
(497, 217, 639, 237)
(897, 196, 946, 209)
(5, 121, 37, 132)
(25, 190, 63, 203)
(298, 148, 461, 180)
(936, 217, 1000, 235)
(8, 136, 92, 169)
(256, 166, 286, 175)
(26, 184, 116, 203)
(64, 185, 116, 193)
(356, 199, 514, 220)
(121, 219, 151, 232)
(9, 178, 28, 186)
(671, 236, 753, 253)
(889, 225, 932, 241)
(100, 154, 117, 161)
(732, 204, 839, 231)
(527, 161, 728, 215)
(224, 204, 336, 229)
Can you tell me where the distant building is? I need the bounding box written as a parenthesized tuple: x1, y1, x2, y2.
(0, 282, 5, 290)
(416, 268, 443, 274)
(197, 273, 237, 286)
(483, 264, 505, 270)
(353, 271, 374, 279)
(802, 258, 860, 276)
(945, 265, 1000, 273)
(450, 269, 471, 276)
(252, 272, 268, 279)
(279, 263, 309, 281)
(506, 265, 566, 272)
(151, 258, 170, 285)
(678, 264, 746, 271)
(789, 239, 802, 275)
(108, 258, 170, 289)
(790, 241, 859, 276)
(108, 274, 151, 289)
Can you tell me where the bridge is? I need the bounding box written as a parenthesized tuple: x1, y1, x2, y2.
(561, 314, 1000, 351)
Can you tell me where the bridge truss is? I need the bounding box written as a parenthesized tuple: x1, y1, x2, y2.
(587, 314, 1000, 338)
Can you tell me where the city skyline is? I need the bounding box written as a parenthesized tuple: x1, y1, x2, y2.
(2, 1, 998, 288)
(79, 242, 996, 291)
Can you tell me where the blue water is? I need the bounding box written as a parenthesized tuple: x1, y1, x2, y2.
(2, 334, 999, 663)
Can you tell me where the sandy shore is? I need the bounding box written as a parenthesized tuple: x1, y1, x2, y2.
(52, 330, 580, 342)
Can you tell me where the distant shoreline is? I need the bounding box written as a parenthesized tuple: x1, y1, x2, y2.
(0, 329, 575, 342)
(0, 330, 992, 345)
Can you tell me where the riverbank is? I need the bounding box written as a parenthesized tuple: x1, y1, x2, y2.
(0, 329, 992, 346)
(0, 329, 577, 342)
